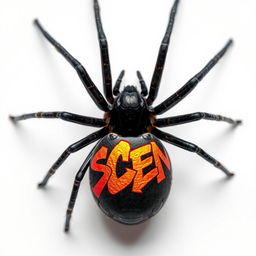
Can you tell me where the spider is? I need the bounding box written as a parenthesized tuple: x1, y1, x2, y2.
(10, 0, 241, 232)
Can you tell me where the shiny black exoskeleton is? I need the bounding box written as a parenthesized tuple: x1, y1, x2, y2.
(110, 86, 151, 136)
(11, 0, 241, 232)
(89, 134, 172, 225)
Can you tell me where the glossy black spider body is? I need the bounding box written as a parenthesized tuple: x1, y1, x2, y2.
(110, 86, 150, 136)
(11, 0, 241, 232)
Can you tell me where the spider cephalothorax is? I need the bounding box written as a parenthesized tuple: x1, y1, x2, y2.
(11, 0, 241, 232)
(109, 85, 151, 136)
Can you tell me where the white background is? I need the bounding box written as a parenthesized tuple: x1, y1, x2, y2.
(1, 0, 255, 255)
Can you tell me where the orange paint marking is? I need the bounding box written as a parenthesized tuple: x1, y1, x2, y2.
(90, 140, 171, 198)
(131, 144, 158, 193)
(151, 142, 171, 183)
(91, 146, 111, 198)
(107, 141, 136, 195)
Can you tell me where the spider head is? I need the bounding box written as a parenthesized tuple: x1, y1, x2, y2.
(110, 86, 150, 136)
(118, 85, 145, 110)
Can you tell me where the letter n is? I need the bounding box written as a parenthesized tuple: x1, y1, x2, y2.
(151, 142, 171, 183)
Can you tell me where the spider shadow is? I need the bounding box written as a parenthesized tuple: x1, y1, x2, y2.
(100, 214, 151, 245)
(200, 122, 243, 158)
(197, 174, 236, 209)
(208, 170, 236, 189)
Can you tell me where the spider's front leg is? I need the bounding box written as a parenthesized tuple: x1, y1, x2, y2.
(147, 0, 180, 105)
(94, 0, 114, 104)
(34, 19, 109, 112)
(153, 39, 233, 115)
(153, 128, 234, 177)
(10, 111, 105, 127)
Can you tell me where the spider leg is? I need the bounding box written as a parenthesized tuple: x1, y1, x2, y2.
(155, 112, 242, 127)
(10, 111, 105, 127)
(147, 0, 180, 105)
(64, 148, 93, 232)
(113, 70, 125, 96)
(153, 39, 233, 115)
(137, 71, 148, 97)
(153, 128, 234, 177)
(34, 19, 109, 112)
(38, 127, 108, 187)
(94, 0, 114, 104)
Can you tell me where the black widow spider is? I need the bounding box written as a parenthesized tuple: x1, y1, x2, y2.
(11, 0, 241, 231)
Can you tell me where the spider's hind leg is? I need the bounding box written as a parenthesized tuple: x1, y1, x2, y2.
(38, 128, 108, 187)
(153, 128, 234, 177)
(64, 149, 93, 232)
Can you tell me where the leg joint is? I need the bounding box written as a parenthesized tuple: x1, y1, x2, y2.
(198, 112, 206, 119)
(193, 112, 205, 120)
(67, 147, 74, 154)
(58, 112, 71, 119)
(48, 168, 55, 175)
(75, 172, 84, 182)
(36, 112, 43, 118)
(214, 162, 221, 168)
(66, 208, 72, 216)
(99, 39, 108, 48)
(194, 146, 202, 154)
(75, 63, 85, 73)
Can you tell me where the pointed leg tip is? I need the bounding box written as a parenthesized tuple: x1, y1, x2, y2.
(33, 19, 41, 27)
(64, 222, 70, 233)
(227, 172, 235, 178)
(9, 115, 15, 122)
(228, 39, 234, 46)
(120, 70, 125, 77)
(232, 120, 242, 128)
(37, 182, 46, 188)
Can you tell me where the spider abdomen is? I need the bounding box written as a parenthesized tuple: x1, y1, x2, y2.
(89, 133, 172, 224)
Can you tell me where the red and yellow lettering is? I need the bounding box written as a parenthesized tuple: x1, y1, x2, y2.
(91, 140, 171, 197)
(131, 144, 158, 193)
(151, 142, 171, 183)
(91, 146, 111, 198)
(107, 141, 136, 195)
